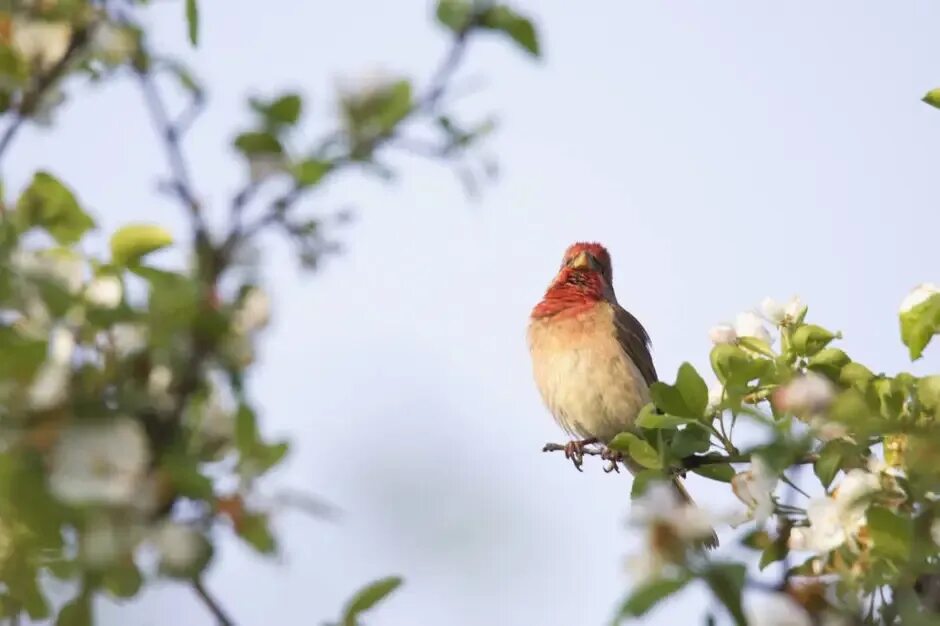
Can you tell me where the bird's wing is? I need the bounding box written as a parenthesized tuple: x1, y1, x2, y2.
(612, 304, 658, 386)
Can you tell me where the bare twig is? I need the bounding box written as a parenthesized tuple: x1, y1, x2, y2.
(192, 577, 235, 626)
(541, 443, 819, 471)
(0, 27, 89, 166)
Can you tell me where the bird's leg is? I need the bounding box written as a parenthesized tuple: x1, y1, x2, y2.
(600, 447, 624, 473)
(563, 437, 598, 472)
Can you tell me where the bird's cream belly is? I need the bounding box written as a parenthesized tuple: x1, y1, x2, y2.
(531, 344, 651, 443)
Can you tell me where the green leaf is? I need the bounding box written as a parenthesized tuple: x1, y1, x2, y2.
(737, 336, 776, 358)
(675, 362, 708, 417)
(813, 440, 848, 488)
(251, 93, 303, 127)
(238, 513, 277, 554)
(918, 375, 940, 415)
(710, 344, 767, 387)
(923, 87, 940, 110)
(233, 131, 283, 156)
(840, 362, 874, 388)
(342, 576, 403, 626)
(759, 540, 787, 571)
(435, 0, 473, 31)
(292, 158, 332, 188)
(791, 324, 837, 357)
(110, 223, 173, 266)
(691, 463, 735, 483)
(868, 506, 912, 561)
(479, 5, 541, 56)
(102, 562, 143, 598)
(670, 427, 711, 457)
(616, 576, 690, 619)
(702, 563, 747, 626)
(185, 0, 199, 46)
(807, 348, 850, 380)
(630, 469, 666, 499)
(164, 451, 214, 500)
(635, 404, 689, 429)
(900, 293, 940, 360)
(235, 404, 259, 454)
(8, 569, 49, 620)
(868, 377, 904, 420)
(609, 432, 662, 469)
(15, 172, 95, 245)
(56, 595, 91, 626)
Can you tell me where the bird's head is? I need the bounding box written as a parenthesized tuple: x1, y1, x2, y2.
(531, 242, 615, 318)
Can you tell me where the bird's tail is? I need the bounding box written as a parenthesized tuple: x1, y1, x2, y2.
(671, 477, 719, 549)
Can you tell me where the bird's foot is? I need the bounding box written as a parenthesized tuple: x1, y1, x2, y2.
(600, 447, 624, 473)
(563, 437, 598, 472)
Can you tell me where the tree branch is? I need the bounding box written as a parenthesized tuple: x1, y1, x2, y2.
(541, 442, 819, 471)
(191, 577, 235, 626)
(0, 26, 89, 166)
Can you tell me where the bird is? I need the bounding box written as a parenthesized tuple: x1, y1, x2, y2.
(527, 241, 718, 549)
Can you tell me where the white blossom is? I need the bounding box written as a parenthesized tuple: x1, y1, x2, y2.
(759, 297, 786, 325)
(735, 311, 772, 344)
(337, 67, 397, 104)
(708, 324, 737, 345)
(80, 516, 141, 568)
(232, 288, 271, 334)
(784, 296, 805, 320)
(789, 469, 880, 553)
(899, 283, 940, 314)
(731, 456, 777, 524)
(11, 248, 85, 294)
(85, 275, 123, 309)
(48, 326, 75, 365)
(90, 22, 136, 64)
(746, 592, 812, 626)
(147, 365, 175, 412)
(28, 362, 69, 410)
(809, 416, 850, 442)
(775, 372, 835, 417)
(111, 323, 147, 358)
(49, 418, 150, 507)
(153, 521, 206, 574)
(931, 518, 940, 547)
(11, 18, 72, 71)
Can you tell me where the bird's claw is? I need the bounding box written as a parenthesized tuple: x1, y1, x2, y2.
(564, 440, 585, 472)
(601, 447, 624, 473)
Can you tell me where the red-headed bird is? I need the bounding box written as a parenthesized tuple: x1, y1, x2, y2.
(528, 242, 718, 548)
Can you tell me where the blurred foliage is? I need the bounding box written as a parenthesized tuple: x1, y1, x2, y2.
(0, 0, 538, 623)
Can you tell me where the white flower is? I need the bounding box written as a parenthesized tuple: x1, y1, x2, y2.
(80, 516, 141, 568)
(232, 288, 271, 334)
(706, 383, 725, 414)
(48, 326, 75, 365)
(759, 297, 786, 325)
(735, 311, 772, 344)
(631, 482, 716, 542)
(152, 522, 207, 574)
(28, 362, 70, 410)
(731, 456, 777, 524)
(900, 283, 940, 314)
(746, 592, 812, 626)
(85, 275, 123, 309)
(337, 67, 397, 103)
(931, 518, 940, 547)
(789, 469, 880, 553)
(49, 418, 150, 507)
(784, 296, 805, 320)
(147, 365, 175, 412)
(708, 324, 737, 345)
(111, 323, 147, 358)
(809, 416, 849, 442)
(11, 18, 72, 71)
(775, 372, 835, 417)
(11, 248, 85, 294)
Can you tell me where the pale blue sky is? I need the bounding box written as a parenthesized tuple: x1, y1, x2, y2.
(11, 1, 940, 624)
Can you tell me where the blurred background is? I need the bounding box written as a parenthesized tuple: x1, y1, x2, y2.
(9, 0, 940, 624)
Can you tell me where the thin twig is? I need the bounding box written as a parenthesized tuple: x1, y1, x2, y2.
(192, 577, 235, 626)
(133, 64, 208, 240)
(541, 443, 818, 470)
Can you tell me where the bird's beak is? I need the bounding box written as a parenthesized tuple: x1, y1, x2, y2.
(568, 250, 591, 270)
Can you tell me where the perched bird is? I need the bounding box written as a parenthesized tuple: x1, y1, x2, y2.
(528, 242, 718, 548)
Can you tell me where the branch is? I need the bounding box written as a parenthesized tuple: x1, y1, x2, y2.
(133, 62, 209, 243)
(191, 577, 235, 626)
(541, 442, 819, 471)
(0, 26, 89, 166)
